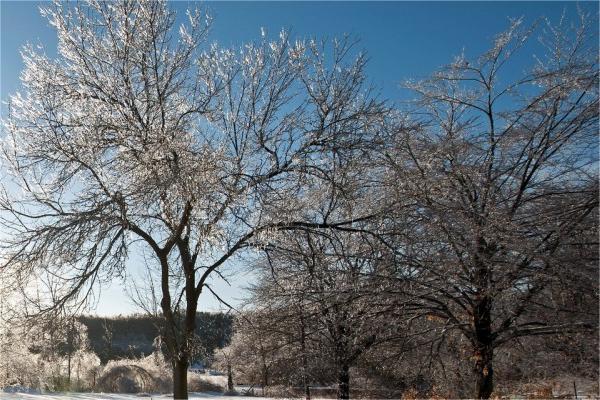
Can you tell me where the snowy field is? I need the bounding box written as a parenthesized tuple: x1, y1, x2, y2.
(0, 393, 270, 400)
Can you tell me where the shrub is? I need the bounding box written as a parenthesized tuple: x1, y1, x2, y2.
(96, 352, 171, 393)
(188, 374, 225, 392)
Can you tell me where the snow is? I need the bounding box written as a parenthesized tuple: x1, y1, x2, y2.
(1, 386, 40, 395)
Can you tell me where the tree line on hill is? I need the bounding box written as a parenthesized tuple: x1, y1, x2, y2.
(80, 313, 232, 364)
(0, 312, 232, 392)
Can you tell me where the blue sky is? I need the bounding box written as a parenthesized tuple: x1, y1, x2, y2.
(1, 1, 598, 316)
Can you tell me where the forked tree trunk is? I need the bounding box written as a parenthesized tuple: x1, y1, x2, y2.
(173, 357, 189, 400)
(337, 364, 350, 399)
(160, 252, 197, 400)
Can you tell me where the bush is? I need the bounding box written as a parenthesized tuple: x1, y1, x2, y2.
(188, 374, 225, 392)
(96, 352, 171, 393)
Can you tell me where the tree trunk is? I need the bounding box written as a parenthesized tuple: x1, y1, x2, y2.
(67, 351, 71, 385)
(262, 366, 269, 396)
(261, 350, 269, 394)
(473, 292, 494, 399)
(159, 253, 196, 400)
(474, 343, 494, 399)
(227, 364, 234, 392)
(337, 364, 350, 400)
(300, 311, 311, 400)
(173, 357, 189, 400)
(472, 245, 495, 400)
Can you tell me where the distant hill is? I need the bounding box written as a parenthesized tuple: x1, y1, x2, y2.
(79, 313, 233, 364)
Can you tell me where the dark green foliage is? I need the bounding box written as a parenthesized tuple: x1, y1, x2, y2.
(79, 313, 232, 364)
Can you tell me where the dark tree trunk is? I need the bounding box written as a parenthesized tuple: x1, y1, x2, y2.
(173, 357, 189, 400)
(262, 366, 269, 396)
(300, 311, 311, 400)
(473, 290, 494, 399)
(67, 317, 74, 387)
(227, 364, 234, 392)
(472, 243, 495, 400)
(261, 351, 270, 392)
(159, 249, 199, 400)
(337, 364, 350, 399)
(474, 344, 494, 399)
(67, 352, 71, 385)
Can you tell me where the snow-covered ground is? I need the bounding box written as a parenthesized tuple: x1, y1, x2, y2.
(0, 392, 270, 400)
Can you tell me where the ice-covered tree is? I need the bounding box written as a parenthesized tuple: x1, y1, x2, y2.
(0, 1, 387, 398)
(247, 227, 397, 399)
(0, 311, 100, 392)
(385, 15, 598, 399)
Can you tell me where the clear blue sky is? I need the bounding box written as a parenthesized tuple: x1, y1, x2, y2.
(1, 1, 598, 316)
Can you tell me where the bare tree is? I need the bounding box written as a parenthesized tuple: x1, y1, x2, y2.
(0, 1, 387, 398)
(249, 225, 400, 399)
(385, 15, 598, 399)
